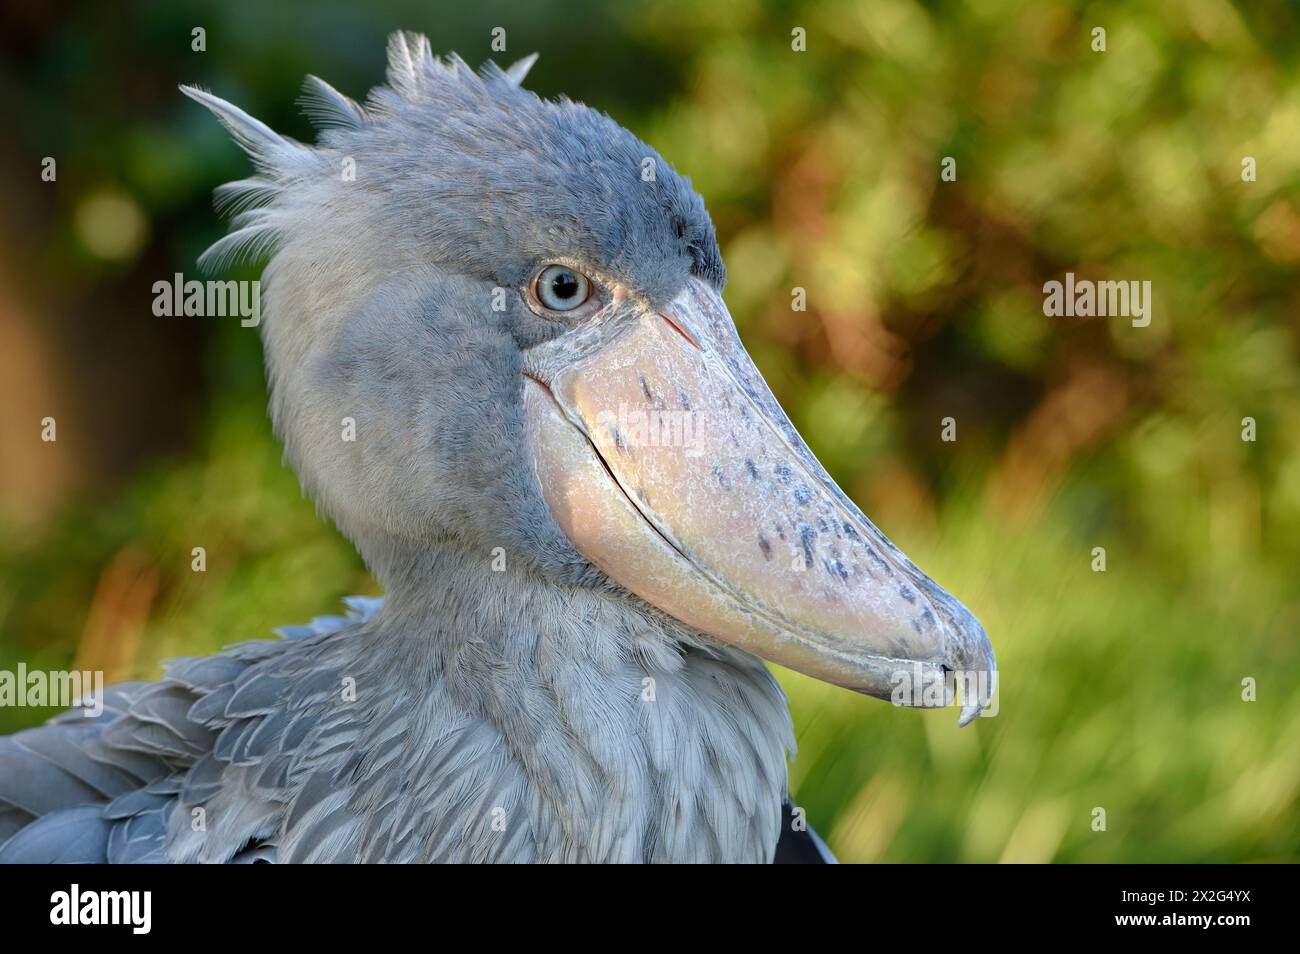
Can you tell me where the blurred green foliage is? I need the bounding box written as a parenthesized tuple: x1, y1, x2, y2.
(0, 0, 1297, 861)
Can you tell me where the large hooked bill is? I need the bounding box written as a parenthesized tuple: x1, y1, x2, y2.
(524, 278, 996, 725)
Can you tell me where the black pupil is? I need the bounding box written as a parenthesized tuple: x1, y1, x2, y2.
(550, 271, 580, 301)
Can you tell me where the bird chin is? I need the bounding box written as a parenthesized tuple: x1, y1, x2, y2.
(523, 278, 995, 724)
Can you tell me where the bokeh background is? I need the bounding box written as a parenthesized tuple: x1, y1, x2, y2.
(1, 0, 1297, 862)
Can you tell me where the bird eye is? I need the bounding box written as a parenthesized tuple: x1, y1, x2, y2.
(533, 265, 592, 312)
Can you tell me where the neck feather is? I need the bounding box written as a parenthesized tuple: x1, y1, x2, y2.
(340, 537, 795, 861)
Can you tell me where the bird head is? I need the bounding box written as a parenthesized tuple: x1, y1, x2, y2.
(183, 31, 995, 724)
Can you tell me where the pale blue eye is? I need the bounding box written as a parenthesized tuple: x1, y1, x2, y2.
(535, 265, 591, 311)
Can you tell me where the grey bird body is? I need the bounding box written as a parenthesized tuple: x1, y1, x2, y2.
(2, 580, 788, 863)
(0, 32, 993, 863)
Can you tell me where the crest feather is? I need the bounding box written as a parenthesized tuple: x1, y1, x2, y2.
(181, 85, 320, 272)
(179, 85, 312, 175)
(385, 31, 436, 98)
(299, 75, 367, 130)
(212, 177, 278, 217)
(196, 221, 279, 273)
(503, 53, 539, 87)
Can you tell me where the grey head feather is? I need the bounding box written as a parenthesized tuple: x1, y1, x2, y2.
(179, 35, 724, 292)
(298, 74, 367, 130)
(504, 52, 539, 86)
(178, 84, 319, 272)
(178, 85, 312, 174)
(384, 29, 439, 99)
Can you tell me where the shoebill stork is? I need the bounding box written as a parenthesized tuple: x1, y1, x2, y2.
(0, 32, 995, 864)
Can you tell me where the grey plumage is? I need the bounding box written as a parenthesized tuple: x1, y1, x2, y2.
(1, 580, 790, 862)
